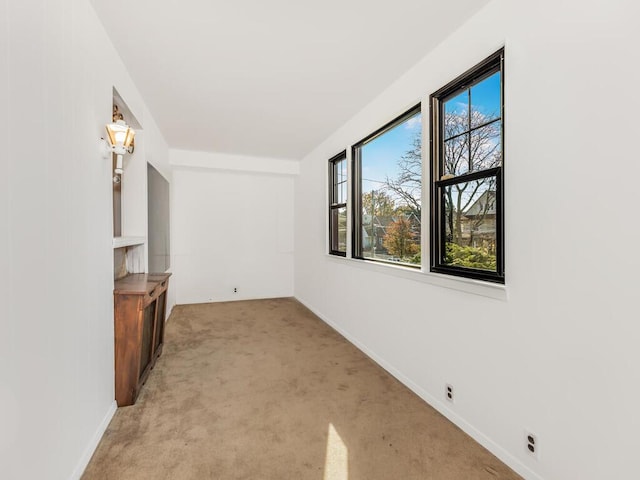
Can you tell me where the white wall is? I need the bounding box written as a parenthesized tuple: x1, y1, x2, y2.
(121, 111, 174, 241)
(294, 1, 640, 479)
(171, 150, 296, 304)
(0, 1, 171, 479)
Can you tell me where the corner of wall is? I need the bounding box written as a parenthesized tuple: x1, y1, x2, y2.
(69, 401, 117, 480)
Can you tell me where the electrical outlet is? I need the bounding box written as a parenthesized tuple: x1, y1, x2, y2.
(445, 383, 454, 403)
(525, 431, 539, 459)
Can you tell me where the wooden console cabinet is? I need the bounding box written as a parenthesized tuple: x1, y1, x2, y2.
(114, 273, 171, 406)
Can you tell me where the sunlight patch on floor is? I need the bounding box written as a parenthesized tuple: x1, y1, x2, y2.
(323, 423, 349, 480)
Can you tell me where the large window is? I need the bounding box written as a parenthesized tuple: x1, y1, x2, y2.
(430, 50, 504, 282)
(329, 151, 347, 256)
(329, 50, 505, 288)
(352, 105, 422, 266)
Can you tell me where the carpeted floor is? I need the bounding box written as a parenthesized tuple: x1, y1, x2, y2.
(83, 298, 521, 480)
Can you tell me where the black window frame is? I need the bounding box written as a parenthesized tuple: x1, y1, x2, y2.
(429, 49, 505, 283)
(328, 150, 347, 256)
(351, 104, 422, 264)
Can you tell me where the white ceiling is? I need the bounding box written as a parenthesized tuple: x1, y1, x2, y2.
(91, 0, 490, 160)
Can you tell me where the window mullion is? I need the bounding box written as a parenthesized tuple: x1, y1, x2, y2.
(435, 166, 500, 187)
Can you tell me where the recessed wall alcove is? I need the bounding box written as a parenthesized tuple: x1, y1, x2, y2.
(111, 88, 145, 279)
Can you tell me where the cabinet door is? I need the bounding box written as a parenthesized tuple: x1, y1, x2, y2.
(139, 301, 156, 379)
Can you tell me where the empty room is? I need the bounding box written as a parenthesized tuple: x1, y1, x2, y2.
(2, 1, 639, 479)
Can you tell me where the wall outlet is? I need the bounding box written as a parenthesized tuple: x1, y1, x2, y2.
(445, 383, 454, 403)
(233, 287, 238, 293)
(525, 431, 539, 459)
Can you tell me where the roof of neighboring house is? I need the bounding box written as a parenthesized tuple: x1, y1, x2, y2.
(464, 190, 496, 217)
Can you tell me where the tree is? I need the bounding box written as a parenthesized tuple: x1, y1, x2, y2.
(360, 190, 395, 256)
(442, 110, 501, 247)
(382, 216, 419, 259)
(362, 190, 395, 217)
(384, 110, 501, 250)
(384, 135, 422, 219)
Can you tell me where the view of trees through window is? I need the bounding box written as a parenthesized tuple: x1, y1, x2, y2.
(440, 71, 501, 272)
(357, 108, 422, 266)
(341, 51, 504, 282)
(432, 51, 504, 282)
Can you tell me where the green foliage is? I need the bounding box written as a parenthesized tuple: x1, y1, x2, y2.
(409, 252, 421, 265)
(445, 243, 496, 271)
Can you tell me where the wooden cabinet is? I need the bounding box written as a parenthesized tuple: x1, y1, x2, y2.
(114, 273, 171, 407)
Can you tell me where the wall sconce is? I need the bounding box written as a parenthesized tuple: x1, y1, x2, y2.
(105, 105, 135, 175)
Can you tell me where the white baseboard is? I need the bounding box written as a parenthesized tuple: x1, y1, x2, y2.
(69, 400, 117, 480)
(295, 295, 543, 480)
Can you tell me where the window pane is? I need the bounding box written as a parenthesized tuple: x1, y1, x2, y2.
(444, 134, 469, 176)
(336, 162, 340, 205)
(359, 111, 421, 265)
(339, 159, 347, 203)
(331, 206, 347, 252)
(341, 160, 347, 203)
(333, 179, 343, 204)
(331, 158, 347, 204)
(339, 158, 347, 182)
(442, 176, 497, 272)
(470, 120, 501, 170)
(470, 71, 501, 127)
(444, 91, 468, 140)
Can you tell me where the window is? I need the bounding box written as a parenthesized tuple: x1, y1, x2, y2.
(352, 105, 422, 266)
(329, 151, 347, 256)
(430, 49, 504, 283)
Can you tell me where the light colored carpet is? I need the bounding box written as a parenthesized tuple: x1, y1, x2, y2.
(83, 298, 521, 479)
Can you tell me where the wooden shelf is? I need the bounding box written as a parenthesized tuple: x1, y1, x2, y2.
(113, 236, 145, 248)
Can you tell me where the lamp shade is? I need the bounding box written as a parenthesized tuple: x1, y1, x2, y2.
(106, 119, 135, 153)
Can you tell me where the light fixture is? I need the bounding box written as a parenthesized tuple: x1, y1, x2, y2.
(105, 105, 135, 175)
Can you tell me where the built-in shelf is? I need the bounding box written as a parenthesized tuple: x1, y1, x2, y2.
(113, 236, 145, 249)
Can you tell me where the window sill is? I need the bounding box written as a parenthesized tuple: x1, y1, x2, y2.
(113, 236, 146, 249)
(325, 254, 508, 301)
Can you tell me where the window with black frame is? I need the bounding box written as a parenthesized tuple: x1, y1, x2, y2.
(352, 105, 422, 266)
(329, 151, 347, 256)
(430, 50, 504, 283)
